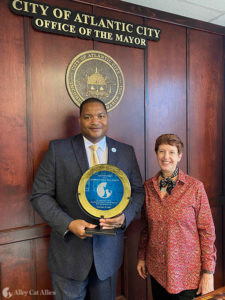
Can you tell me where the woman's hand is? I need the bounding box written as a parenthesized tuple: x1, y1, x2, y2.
(137, 259, 148, 279)
(197, 273, 214, 295)
(99, 214, 125, 229)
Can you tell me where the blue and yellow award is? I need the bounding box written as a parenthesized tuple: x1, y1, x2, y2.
(78, 164, 131, 235)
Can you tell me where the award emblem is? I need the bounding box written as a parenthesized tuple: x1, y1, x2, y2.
(66, 50, 125, 111)
(78, 164, 131, 235)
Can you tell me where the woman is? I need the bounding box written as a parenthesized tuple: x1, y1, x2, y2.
(137, 134, 216, 300)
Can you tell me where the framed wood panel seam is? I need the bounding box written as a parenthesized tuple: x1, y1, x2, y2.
(0, 224, 50, 246)
(23, 16, 35, 226)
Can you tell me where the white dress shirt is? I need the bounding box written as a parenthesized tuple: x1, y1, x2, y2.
(83, 136, 108, 167)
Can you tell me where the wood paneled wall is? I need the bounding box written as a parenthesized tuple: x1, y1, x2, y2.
(0, 0, 224, 299)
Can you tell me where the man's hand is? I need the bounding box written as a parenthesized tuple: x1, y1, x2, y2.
(137, 259, 148, 279)
(68, 219, 97, 239)
(99, 213, 125, 229)
(197, 273, 214, 295)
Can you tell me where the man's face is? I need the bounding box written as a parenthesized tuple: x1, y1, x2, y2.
(78, 102, 108, 143)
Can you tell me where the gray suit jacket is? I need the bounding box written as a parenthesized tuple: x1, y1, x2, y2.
(30, 134, 144, 281)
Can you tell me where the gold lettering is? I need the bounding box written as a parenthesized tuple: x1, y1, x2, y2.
(147, 28, 153, 37)
(141, 38, 146, 46)
(11, 0, 49, 15)
(154, 29, 161, 39)
(51, 21, 58, 30)
(128, 36, 134, 43)
(53, 8, 63, 19)
(115, 33, 123, 42)
(74, 13, 83, 23)
(94, 29, 100, 38)
(57, 22, 62, 30)
(144, 27, 153, 37)
(39, 4, 49, 16)
(35, 18, 44, 27)
(62, 23, 69, 32)
(113, 21, 121, 31)
(12, 0, 22, 11)
(34, 18, 76, 34)
(63, 10, 71, 20)
(136, 26, 153, 37)
(105, 19, 114, 30)
(23, 1, 29, 12)
(126, 23, 133, 33)
(86, 28, 92, 36)
(44, 19, 50, 28)
(29, 2, 39, 14)
(136, 25, 143, 35)
(79, 27, 86, 35)
(89, 15, 98, 26)
(94, 30, 112, 40)
(69, 24, 76, 33)
(98, 18, 106, 28)
(81, 13, 90, 24)
(123, 36, 129, 43)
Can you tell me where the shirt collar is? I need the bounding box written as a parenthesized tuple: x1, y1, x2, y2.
(177, 169, 186, 184)
(83, 136, 106, 151)
(152, 168, 187, 185)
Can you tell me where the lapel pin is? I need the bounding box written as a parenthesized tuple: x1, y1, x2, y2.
(111, 147, 117, 153)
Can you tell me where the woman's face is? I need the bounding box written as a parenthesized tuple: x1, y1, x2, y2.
(157, 144, 182, 176)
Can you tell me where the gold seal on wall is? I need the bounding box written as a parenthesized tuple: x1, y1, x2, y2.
(66, 50, 125, 112)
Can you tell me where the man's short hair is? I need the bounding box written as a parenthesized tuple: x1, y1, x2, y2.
(80, 98, 107, 115)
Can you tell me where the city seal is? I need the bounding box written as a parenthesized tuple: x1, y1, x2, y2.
(66, 50, 125, 111)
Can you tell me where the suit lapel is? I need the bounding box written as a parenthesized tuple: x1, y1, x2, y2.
(107, 137, 119, 166)
(71, 135, 119, 172)
(71, 134, 89, 174)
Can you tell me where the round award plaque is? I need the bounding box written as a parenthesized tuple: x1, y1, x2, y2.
(78, 164, 131, 219)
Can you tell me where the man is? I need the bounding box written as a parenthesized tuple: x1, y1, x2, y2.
(30, 98, 144, 300)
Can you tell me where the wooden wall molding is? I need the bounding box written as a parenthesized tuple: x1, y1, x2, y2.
(0, 224, 50, 246)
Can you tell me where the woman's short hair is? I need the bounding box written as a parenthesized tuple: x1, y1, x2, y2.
(155, 134, 184, 154)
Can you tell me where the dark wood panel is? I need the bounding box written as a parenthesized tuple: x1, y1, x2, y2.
(188, 30, 224, 290)
(223, 35, 225, 286)
(35, 238, 54, 299)
(224, 206, 225, 284)
(125, 220, 147, 300)
(0, 0, 31, 230)
(0, 241, 34, 299)
(145, 20, 187, 178)
(29, 30, 93, 173)
(188, 30, 223, 198)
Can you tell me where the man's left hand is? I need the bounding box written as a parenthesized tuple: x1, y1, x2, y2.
(99, 214, 125, 229)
